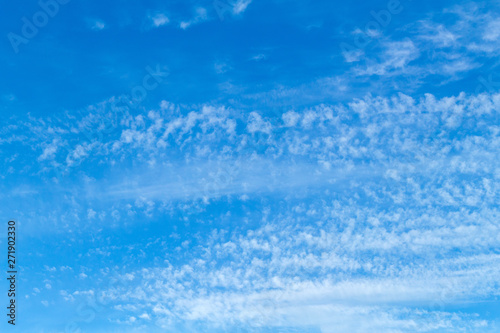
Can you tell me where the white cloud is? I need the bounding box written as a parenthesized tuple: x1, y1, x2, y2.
(250, 54, 267, 61)
(417, 22, 457, 48)
(357, 39, 420, 76)
(151, 13, 170, 27)
(246, 111, 272, 134)
(282, 111, 300, 127)
(87, 208, 96, 219)
(139, 313, 151, 320)
(38, 139, 59, 161)
(88, 19, 106, 31)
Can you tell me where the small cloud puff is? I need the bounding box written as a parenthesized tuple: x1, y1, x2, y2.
(139, 313, 151, 320)
(250, 54, 267, 61)
(151, 13, 170, 28)
(88, 19, 106, 31)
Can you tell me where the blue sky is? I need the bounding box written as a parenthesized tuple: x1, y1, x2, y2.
(0, 0, 499, 332)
